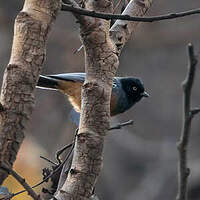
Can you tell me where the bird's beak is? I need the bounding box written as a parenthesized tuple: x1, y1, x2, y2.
(141, 91, 150, 97)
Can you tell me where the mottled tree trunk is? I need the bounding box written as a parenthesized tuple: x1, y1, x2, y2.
(55, 0, 152, 199)
(0, 0, 61, 184)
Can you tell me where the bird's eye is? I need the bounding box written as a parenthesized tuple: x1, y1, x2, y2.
(113, 83, 117, 88)
(133, 86, 137, 91)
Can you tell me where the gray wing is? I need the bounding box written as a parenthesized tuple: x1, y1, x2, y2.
(47, 73, 86, 83)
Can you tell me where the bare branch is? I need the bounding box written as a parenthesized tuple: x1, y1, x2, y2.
(55, 0, 118, 198)
(1, 164, 41, 200)
(40, 156, 58, 166)
(61, 3, 200, 22)
(62, 0, 88, 24)
(0, 0, 61, 184)
(34, 141, 74, 189)
(176, 43, 199, 200)
(55, 0, 152, 199)
(55, 120, 134, 192)
(73, 0, 153, 55)
(1, 146, 74, 199)
(109, 120, 134, 130)
(56, 142, 74, 164)
(110, 0, 152, 55)
(190, 108, 200, 116)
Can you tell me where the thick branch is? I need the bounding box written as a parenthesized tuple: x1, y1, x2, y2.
(73, 0, 152, 54)
(71, 0, 152, 54)
(110, 0, 152, 55)
(62, 4, 200, 22)
(176, 43, 199, 200)
(54, 0, 119, 198)
(0, 0, 61, 184)
(55, 0, 152, 199)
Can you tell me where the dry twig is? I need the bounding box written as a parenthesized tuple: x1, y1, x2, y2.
(61, 4, 200, 22)
(176, 43, 200, 200)
(109, 120, 134, 130)
(0, 164, 41, 200)
(3, 133, 76, 200)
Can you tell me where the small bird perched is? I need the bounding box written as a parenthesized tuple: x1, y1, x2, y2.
(37, 73, 149, 116)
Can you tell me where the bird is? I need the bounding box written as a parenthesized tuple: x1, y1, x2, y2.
(37, 73, 149, 117)
(36, 73, 149, 178)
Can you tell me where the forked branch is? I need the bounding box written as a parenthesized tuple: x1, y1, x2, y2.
(54, 0, 152, 199)
(0, 164, 41, 200)
(176, 43, 200, 200)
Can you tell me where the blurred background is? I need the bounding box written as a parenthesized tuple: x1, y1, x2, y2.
(0, 0, 200, 199)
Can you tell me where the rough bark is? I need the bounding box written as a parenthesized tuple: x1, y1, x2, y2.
(55, 0, 117, 199)
(110, 0, 152, 55)
(176, 44, 199, 200)
(0, 0, 61, 184)
(55, 0, 152, 199)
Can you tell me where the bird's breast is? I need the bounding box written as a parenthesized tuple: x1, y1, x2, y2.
(59, 80, 82, 113)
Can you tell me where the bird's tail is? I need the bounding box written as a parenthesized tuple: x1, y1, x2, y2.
(37, 75, 59, 90)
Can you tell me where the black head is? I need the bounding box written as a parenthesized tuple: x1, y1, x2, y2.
(120, 77, 149, 104)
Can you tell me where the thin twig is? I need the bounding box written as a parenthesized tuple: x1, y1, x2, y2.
(0, 194, 14, 200)
(1, 164, 41, 200)
(61, 4, 200, 22)
(54, 129, 79, 192)
(40, 156, 57, 166)
(176, 43, 200, 200)
(2, 135, 76, 200)
(56, 142, 74, 164)
(73, 45, 83, 54)
(109, 120, 134, 130)
(62, 0, 86, 24)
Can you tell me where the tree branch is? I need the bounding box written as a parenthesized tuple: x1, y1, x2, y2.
(55, 120, 133, 195)
(54, 0, 119, 198)
(0, 0, 61, 184)
(72, 0, 153, 55)
(109, 120, 134, 130)
(1, 164, 41, 200)
(2, 132, 76, 199)
(62, 0, 88, 24)
(0, 144, 74, 199)
(61, 3, 200, 22)
(176, 43, 199, 200)
(110, 0, 152, 55)
(55, 0, 152, 199)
